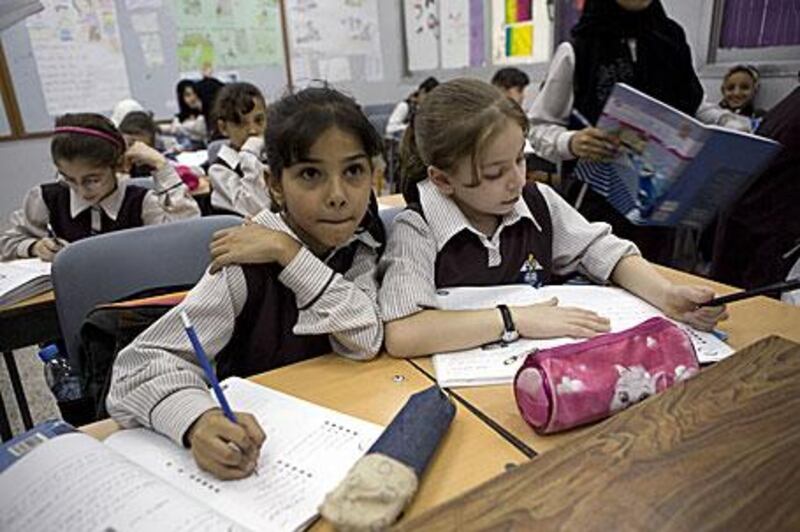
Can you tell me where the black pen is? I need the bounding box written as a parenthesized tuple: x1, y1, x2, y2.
(700, 278, 800, 307)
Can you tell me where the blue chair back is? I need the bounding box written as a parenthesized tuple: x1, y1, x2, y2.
(52, 215, 242, 371)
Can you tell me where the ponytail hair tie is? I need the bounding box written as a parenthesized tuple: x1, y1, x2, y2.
(54, 126, 124, 149)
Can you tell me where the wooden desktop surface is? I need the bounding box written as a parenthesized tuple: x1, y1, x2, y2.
(397, 336, 800, 531)
(377, 193, 405, 208)
(412, 265, 800, 454)
(81, 354, 525, 527)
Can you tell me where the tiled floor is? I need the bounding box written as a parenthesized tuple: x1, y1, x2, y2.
(1, 346, 61, 437)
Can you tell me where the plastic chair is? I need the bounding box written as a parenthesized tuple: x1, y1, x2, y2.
(379, 205, 403, 229)
(51, 215, 242, 372)
(126, 177, 155, 189)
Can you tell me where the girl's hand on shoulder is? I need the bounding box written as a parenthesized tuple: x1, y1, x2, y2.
(513, 297, 611, 339)
(186, 409, 266, 480)
(661, 284, 728, 331)
(32, 237, 65, 261)
(124, 141, 167, 171)
(209, 224, 301, 273)
(569, 127, 618, 161)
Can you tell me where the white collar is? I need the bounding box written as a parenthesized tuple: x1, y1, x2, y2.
(216, 142, 242, 169)
(68, 178, 126, 220)
(417, 179, 541, 250)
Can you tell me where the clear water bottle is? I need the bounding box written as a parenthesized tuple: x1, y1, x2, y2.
(38, 344, 82, 402)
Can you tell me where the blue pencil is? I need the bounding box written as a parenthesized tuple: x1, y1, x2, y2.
(179, 310, 237, 424)
(571, 109, 593, 128)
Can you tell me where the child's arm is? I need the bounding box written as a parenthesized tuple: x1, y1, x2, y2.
(611, 254, 728, 331)
(125, 141, 201, 222)
(208, 221, 384, 359)
(380, 211, 610, 358)
(286, 244, 383, 359)
(208, 138, 272, 217)
(0, 186, 63, 261)
(106, 266, 265, 479)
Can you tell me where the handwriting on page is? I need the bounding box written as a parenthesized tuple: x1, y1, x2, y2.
(433, 285, 734, 387)
(0, 434, 237, 532)
(106, 378, 383, 531)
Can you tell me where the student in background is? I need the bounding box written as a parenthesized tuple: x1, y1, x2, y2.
(110, 98, 145, 128)
(491, 67, 530, 106)
(528, 0, 749, 265)
(159, 79, 208, 149)
(719, 65, 766, 128)
(385, 76, 439, 137)
(380, 78, 726, 358)
(712, 82, 800, 291)
(0, 113, 200, 261)
(207, 82, 271, 216)
(120, 111, 205, 191)
(106, 87, 386, 480)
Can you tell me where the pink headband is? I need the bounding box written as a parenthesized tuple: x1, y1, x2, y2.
(54, 126, 124, 149)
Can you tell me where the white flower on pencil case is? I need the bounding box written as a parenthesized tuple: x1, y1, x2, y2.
(513, 317, 699, 434)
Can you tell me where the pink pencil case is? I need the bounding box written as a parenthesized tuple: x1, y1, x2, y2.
(513, 317, 699, 434)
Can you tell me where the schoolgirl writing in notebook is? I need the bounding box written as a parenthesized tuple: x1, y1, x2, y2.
(207, 82, 272, 216)
(107, 87, 385, 480)
(379, 78, 727, 358)
(0, 113, 200, 261)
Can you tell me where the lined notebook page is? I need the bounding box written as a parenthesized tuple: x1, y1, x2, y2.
(432, 285, 734, 387)
(106, 378, 383, 532)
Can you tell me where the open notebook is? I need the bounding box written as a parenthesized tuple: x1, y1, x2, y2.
(0, 378, 383, 532)
(432, 285, 734, 387)
(0, 258, 52, 307)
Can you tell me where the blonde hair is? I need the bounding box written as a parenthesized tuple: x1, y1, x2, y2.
(400, 78, 528, 203)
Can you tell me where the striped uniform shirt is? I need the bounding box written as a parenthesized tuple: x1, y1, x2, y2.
(106, 208, 383, 445)
(208, 137, 272, 216)
(0, 165, 200, 260)
(378, 179, 640, 321)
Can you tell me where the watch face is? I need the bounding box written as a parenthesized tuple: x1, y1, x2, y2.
(501, 330, 520, 343)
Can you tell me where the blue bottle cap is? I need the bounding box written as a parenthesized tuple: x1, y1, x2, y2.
(38, 344, 60, 363)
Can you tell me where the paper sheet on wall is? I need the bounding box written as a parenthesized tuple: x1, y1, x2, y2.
(284, 0, 384, 85)
(440, 0, 469, 68)
(25, 0, 131, 115)
(491, 0, 552, 65)
(432, 285, 735, 387)
(125, 0, 162, 10)
(403, 0, 440, 70)
(174, 0, 283, 73)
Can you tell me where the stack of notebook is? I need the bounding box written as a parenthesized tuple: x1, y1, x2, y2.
(0, 258, 52, 307)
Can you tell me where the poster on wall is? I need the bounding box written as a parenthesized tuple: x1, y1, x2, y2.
(174, 0, 283, 74)
(404, 0, 440, 70)
(404, 0, 487, 71)
(439, 0, 469, 68)
(26, 0, 132, 115)
(284, 0, 384, 86)
(491, 0, 552, 65)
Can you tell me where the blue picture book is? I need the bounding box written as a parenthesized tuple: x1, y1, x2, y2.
(574, 83, 780, 227)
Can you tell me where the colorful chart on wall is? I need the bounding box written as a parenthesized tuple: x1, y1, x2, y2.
(284, 0, 384, 86)
(25, 0, 132, 115)
(491, 0, 552, 65)
(174, 0, 284, 74)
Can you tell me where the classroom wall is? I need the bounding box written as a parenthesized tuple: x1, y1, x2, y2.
(0, 137, 53, 231)
(2, 0, 797, 225)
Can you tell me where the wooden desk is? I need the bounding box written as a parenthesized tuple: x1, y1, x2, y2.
(411, 266, 800, 455)
(82, 354, 526, 527)
(377, 193, 405, 208)
(397, 337, 800, 531)
(0, 290, 59, 439)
